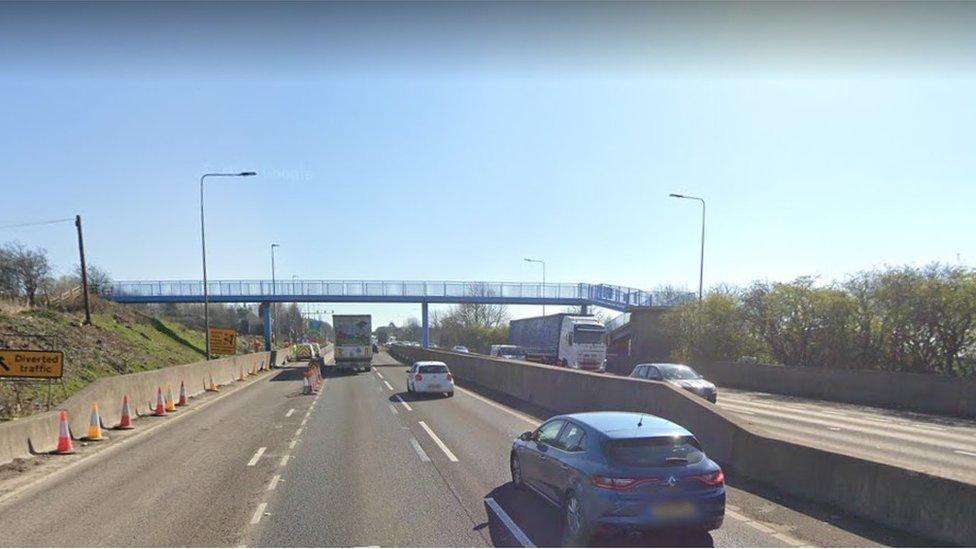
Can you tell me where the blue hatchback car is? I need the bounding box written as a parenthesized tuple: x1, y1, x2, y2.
(510, 411, 725, 544)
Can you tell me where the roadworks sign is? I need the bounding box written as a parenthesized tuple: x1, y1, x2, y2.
(209, 328, 237, 356)
(0, 350, 64, 379)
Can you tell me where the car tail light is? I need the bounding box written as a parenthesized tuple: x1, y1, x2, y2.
(688, 469, 725, 486)
(446, 373, 453, 382)
(415, 374, 423, 382)
(591, 476, 660, 490)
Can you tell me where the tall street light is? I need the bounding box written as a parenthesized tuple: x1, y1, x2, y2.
(200, 171, 256, 358)
(524, 257, 547, 316)
(669, 193, 706, 301)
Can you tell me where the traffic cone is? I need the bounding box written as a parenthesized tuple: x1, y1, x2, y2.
(177, 381, 188, 406)
(116, 395, 135, 429)
(238, 365, 246, 382)
(302, 375, 311, 395)
(206, 373, 219, 392)
(165, 386, 177, 412)
(84, 402, 105, 441)
(153, 387, 166, 416)
(54, 410, 75, 454)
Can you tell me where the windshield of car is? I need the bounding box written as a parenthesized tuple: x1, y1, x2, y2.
(607, 436, 705, 467)
(573, 327, 605, 345)
(418, 364, 448, 374)
(657, 364, 701, 380)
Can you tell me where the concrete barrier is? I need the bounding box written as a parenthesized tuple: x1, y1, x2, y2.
(694, 361, 976, 419)
(0, 352, 273, 467)
(390, 347, 976, 546)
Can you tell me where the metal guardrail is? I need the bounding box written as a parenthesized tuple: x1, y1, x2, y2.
(102, 279, 695, 311)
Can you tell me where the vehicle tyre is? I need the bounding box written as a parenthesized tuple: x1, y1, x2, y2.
(446, 391, 454, 398)
(561, 492, 591, 547)
(510, 454, 524, 490)
(407, 383, 413, 394)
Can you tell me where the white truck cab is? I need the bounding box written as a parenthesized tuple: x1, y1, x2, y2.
(559, 316, 607, 371)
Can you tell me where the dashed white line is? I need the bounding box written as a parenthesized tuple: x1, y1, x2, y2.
(247, 447, 266, 466)
(409, 437, 431, 462)
(301, 418, 308, 426)
(289, 439, 298, 449)
(280, 455, 290, 467)
(725, 510, 804, 547)
(250, 502, 267, 524)
(388, 404, 398, 415)
(419, 421, 459, 462)
(295, 427, 303, 437)
(383, 380, 394, 391)
(485, 497, 535, 547)
(827, 426, 842, 431)
(395, 394, 413, 411)
(285, 408, 295, 417)
(267, 474, 281, 491)
(375, 371, 385, 380)
(954, 450, 976, 457)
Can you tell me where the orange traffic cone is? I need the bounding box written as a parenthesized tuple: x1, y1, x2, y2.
(153, 387, 166, 416)
(238, 365, 246, 382)
(164, 386, 177, 412)
(54, 410, 75, 454)
(302, 375, 311, 395)
(206, 373, 219, 392)
(177, 381, 188, 406)
(116, 395, 135, 429)
(84, 402, 105, 441)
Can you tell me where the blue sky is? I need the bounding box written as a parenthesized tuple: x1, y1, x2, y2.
(2, 2, 975, 326)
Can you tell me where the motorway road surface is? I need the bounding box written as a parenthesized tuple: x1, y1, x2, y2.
(0, 353, 936, 547)
(715, 388, 976, 483)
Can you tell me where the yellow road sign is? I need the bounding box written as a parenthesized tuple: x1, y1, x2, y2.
(209, 328, 237, 356)
(0, 350, 64, 379)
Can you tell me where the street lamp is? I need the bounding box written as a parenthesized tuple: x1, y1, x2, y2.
(524, 257, 547, 316)
(669, 193, 706, 301)
(200, 171, 256, 358)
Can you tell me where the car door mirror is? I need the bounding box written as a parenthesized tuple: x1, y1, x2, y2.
(519, 431, 533, 441)
(405, 369, 412, 373)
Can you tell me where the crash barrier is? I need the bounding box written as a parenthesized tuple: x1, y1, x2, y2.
(0, 352, 274, 467)
(390, 346, 976, 546)
(693, 360, 976, 419)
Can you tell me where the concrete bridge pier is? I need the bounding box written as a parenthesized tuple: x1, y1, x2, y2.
(260, 302, 272, 351)
(421, 301, 429, 348)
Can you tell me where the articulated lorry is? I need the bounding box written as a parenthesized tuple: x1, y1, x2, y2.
(333, 314, 373, 373)
(508, 313, 607, 372)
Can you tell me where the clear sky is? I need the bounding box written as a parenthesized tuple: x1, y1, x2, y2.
(2, 2, 975, 326)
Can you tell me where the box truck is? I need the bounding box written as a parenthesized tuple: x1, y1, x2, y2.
(333, 314, 373, 373)
(508, 313, 607, 371)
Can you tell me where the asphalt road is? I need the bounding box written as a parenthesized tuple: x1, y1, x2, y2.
(715, 388, 976, 483)
(0, 352, 932, 547)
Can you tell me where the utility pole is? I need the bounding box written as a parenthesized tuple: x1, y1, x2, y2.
(75, 215, 92, 325)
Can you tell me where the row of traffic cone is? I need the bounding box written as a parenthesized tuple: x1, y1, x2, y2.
(302, 363, 322, 395)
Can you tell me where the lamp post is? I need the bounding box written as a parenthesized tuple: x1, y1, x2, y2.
(668, 193, 706, 301)
(200, 171, 256, 358)
(524, 257, 547, 316)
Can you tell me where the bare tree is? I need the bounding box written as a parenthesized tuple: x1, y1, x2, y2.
(2, 243, 51, 306)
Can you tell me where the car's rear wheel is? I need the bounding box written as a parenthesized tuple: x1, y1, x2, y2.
(446, 391, 454, 397)
(510, 454, 524, 490)
(562, 492, 591, 546)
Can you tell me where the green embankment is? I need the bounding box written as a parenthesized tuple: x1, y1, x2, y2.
(0, 302, 254, 420)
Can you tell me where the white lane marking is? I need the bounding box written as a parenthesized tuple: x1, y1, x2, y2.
(289, 439, 298, 449)
(250, 502, 267, 524)
(914, 423, 946, 431)
(725, 510, 804, 547)
(285, 408, 295, 417)
(375, 371, 384, 380)
(383, 380, 394, 392)
(727, 408, 755, 416)
(827, 426, 842, 431)
(395, 394, 413, 411)
(389, 404, 398, 415)
(295, 427, 303, 437)
(247, 447, 267, 466)
(409, 437, 431, 462)
(419, 421, 459, 462)
(955, 450, 976, 457)
(280, 455, 290, 467)
(455, 385, 540, 426)
(485, 497, 535, 547)
(267, 474, 281, 491)
(301, 418, 308, 426)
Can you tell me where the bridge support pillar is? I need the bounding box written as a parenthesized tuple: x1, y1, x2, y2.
(421, 302, 429, 348)
(580, 304, 589, 315)
(260, 302, 272, 351)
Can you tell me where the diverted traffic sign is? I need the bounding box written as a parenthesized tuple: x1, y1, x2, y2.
(0, 350, 64, 379)
(208, 328, 237, 356)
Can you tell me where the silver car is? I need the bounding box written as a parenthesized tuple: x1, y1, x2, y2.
(630, 363, 717, 403)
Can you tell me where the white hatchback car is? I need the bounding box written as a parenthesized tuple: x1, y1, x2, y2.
(406, 361, 455, 397)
